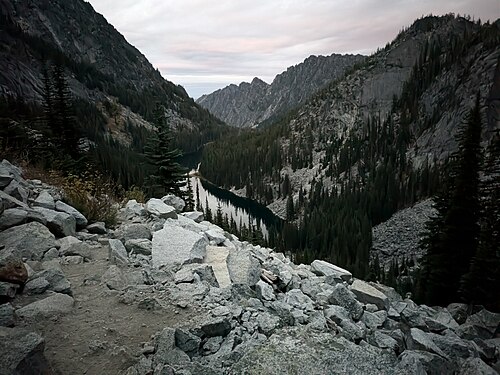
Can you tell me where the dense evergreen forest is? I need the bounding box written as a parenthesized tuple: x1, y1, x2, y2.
(200, 17, 500, 285)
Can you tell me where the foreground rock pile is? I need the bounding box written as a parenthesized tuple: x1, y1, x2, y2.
(0, 159, 499, 375)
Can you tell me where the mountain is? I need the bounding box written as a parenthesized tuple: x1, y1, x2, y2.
(199, 15, 500, 277)
(197, 53, 365, 128)
(0, 0, 229, 186)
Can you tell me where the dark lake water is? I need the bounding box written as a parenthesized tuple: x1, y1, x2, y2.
(189, 175, 282, 239)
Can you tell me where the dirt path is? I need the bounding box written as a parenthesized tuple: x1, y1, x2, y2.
(16, 246, 208, 375)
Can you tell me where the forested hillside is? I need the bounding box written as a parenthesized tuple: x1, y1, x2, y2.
(200, 15, 500, 279)
(0, 0, 230, 188)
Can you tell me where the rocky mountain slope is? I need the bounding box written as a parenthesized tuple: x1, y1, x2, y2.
(197, 53, 365, 128)
(1, 159, 499, 374)
(0, 0, 227, 151)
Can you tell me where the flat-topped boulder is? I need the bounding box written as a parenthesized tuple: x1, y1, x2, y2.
(0, 222, 56, 261)
(152, 223, 208, 268)
(226, 247, 260, 286)
(33, 191, 55, 210)
(311, 259, 352, 281)
(55, 201, 88, 227)
(16, 293, 74, 320)
(145, 198, 178, 219)
(32, 207, 76, 237)
(350, 279, 390, 310)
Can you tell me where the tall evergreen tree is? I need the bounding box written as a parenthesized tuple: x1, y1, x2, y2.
(144, 104, 186, 197)
(185, 177, 195, 211)
(418, 96, 482, 306)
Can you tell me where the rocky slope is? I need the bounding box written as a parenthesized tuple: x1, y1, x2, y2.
(1, 159, 499, 374)
(197, 53, 365, 128)
(0, 0, 226, 150)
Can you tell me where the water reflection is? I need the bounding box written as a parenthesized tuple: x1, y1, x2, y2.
(188, 174, 282, 239)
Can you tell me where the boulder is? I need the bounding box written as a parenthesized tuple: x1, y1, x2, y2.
(458, 358, 497, 375)
(328, 283, 364, 321)
(368, 331, 399, 352)
(463, 309, 500, 339)
(33, 191, 55, 210)
(36, 268, 72, 295)
(256, 280, 276, 301)
(0, 208, 28, 230)
(350, 279, 390, 310)
(55, 200, 88, 227)
(108, 239, 129, 266)
(311, 260, 352, 281)
(284, 289, 314, 311)
(398, 350, 455, 375)
(230, 327, 399, 375)
(256, 311, 281, 335)
(116, 223, 152, 242)
(24, 277, 50, 295)
(175, 328, 201, 355)
(324, 305, 351, 325)
(154, 327, 190, 368)
(0, 303, 15, 327)
(86, 221, 107, 234)
(182, 211, 204, 223)
(0, 281, 19, 299)
(59, 237, 92, 260)
(200, 317, 232, 338)
(145, 198, 178, 219)
(446, 303, 469, 325)
(32, 207, 76, 237)
(102, 265, 127, 291)
(152, 224, 208, 268)
(16, 293, 74, 320)
(125, 238, 152, 255)
(123, 199, 147, 218)
(407, 328, 448, 358)
(161, 195, 185, 213)
(202, 336, 223, 354)
(0, 260, 28, 284)
(339, 320, 366, 343)
(361, 310, 388, 330)
(0, 221, 56, 261)
(205, 246, 231, 288)
(205, 228, 226, 245)
(0, 190, 28, 210)
(226, 248, 261, 286)
(4, 180, 28, 204)
(0, 327, 50, 374)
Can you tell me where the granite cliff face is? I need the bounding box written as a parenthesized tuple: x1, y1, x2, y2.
(0, 0, 226, 149)
(197, 54, 365, 128)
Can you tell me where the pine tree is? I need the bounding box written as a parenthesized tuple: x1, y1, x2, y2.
(459, 134, 500, 310)
(418, 96, 482, 306)
(286, 195, 295, 221)
(215, 202, 224, 227)
(195, 181, 202, 211)
(144, 104, 186, 197)
(185, 177, 195, 211)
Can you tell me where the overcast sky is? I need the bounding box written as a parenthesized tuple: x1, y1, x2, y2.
(87, 0, 499, 99)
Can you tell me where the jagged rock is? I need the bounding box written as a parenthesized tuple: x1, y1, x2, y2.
(255, 311, 281, 335)
(102, 265, 126, 291)
(145, 198, 178, 219)
(36, 268, 71, 295)
(174, 264, 219, 287)
(432, 309, 460, 330)
(200, 318, 232, 338)
(462, 309, 500, 340)
(0, 303, 15, 327)
(350, 279, 390, 310)
(154, 327, 191, 367)
(152, 224, 207, 268)
(202, 336, 223, 354)
(33, 191, 55, 210)
(125, 239, 152, 255)
(4, 180, 28, 204)
(0, 281, 19, 299)
(16, 292, 74, 320)
(0, 327, 50, 374)
(0, 173, 13, 189)
(226, 247, 260, 286)
(55, 200, 88, 227)
(86, 221, 107, 234)
(0, 260, 28, 284)
(59, 237, 92, 260)
(269, 300, 294, 325)
(328, 283, 364, 321)
(24, 277, 50, 295)
(116, 223, 152, 242)
(0, 208, 28, 230)
(204, 246, 231, 288)
(205, 228, 226, 245)
(284, 289, 314, 311)
(398, 350, 455, 375)
(108, 239, 129, 266)
(161, 195, 185, 213)
(361, 310, 388, 330)
(42, 248, 59, 261)
(368, 331, 399, 352)
(458, 358, 497, 375)
(324, 305, 350, 325)
(175, 328, 201, 355)
(0, 221, 56, 261)
(182, 211, 204, 223)
(61, 256, 84, 265)
(256, 280, 276, 301)
(123, 200, 147, 218)
(430, 331, 478, 362)
(339, 320, 366, 343)
(230, 326, 399, 374)
(32, 207, 76, 237)
(407, 328, 448, 358)
(310, 260, 352, 281)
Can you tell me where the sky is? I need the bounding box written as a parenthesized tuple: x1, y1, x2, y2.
(87, 0, 499, 99)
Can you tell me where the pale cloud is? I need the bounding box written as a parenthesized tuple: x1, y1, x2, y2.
(86, 0, 499, 98)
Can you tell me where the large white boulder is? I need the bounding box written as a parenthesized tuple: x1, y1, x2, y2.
(226, 247, 261, 286)
(311, 260, 352, 282)
(161, 195, 185, 213)
(145, 198, 178, 219)
(350, 279, 390, 310)
(152, 223, 208, 268)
